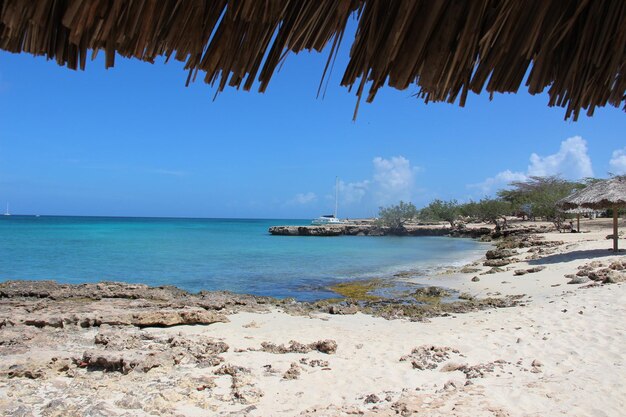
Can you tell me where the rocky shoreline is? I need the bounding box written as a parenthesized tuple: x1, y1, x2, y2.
(0, 278, 525, 416)
(268, 223, 493, 237)
(0, 223, 571, 329)
(268, 221, 557, 239)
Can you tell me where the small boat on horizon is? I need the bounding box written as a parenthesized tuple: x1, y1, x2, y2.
(311, 177, 347, 225)
(3, 203, 10, 216)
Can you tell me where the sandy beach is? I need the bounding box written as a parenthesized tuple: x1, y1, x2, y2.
(1, 219, 624, 417)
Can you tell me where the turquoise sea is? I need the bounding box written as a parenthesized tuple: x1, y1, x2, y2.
(0, 216, 488, 301)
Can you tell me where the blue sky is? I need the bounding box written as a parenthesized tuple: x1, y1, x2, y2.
(0, 33, 624, 219)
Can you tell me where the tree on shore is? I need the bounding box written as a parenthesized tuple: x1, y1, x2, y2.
(456, 198, 512, 230)
(497, 176, 584, 229)
(419, 199, 459, 227)
(377, 201, 418, 233)
(378, 175, 591, 235)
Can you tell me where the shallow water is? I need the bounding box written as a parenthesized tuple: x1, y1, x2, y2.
(0, 216, 488, 301)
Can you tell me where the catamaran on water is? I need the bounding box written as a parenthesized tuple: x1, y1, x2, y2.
(311, 177, 346, 225)
(311, 214, 344, 225)
(3, 203, 9, 216)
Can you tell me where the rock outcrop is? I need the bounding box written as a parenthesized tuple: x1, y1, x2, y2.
(259, 339, 338, 355)
(268, 224, 493, 238)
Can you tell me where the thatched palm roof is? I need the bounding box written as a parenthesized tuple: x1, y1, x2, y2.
(563, 207, 596, 214)
(558, 177, 626, 210)
(1, 0, 625, 119)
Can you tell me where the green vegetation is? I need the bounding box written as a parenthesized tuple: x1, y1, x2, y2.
(379, 175, 589, 231)
(417, 198, 510, 228)
(377, 201, 418, 233)
(329, 279, 391, 301)
(419, 199, 459, 227)
(329, 280, 456, 305)
(497, 176, 584, 229)
(459, 198, 512, 230)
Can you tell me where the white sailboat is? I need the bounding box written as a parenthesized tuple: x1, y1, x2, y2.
(312, 177, 346, 225)
(3, 203, 10, 216)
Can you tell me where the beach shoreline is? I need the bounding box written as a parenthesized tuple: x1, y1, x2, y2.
(0, 216, 491, 301)
(1, 218, 624, 416)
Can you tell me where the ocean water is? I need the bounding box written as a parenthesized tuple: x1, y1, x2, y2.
(0, 216, 488, 301)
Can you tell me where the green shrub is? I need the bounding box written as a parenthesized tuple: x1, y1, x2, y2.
(377, 201, 418, 233)
(419, 199, 459, 227)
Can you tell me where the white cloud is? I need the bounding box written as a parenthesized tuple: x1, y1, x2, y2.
(527, 136, 593, 178)
(469, 170, 528, 196)
(471, 136, 593, 196)
(290, 192, 317, 205)
(609, 147, 626, 175)
(372, 156, 419, 205)
(338, 180, 370, 205)
(323, 156, 420, 215)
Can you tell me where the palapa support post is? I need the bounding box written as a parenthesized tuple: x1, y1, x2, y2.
(613, 205, 619, 252)
(577, 213, 580, 232)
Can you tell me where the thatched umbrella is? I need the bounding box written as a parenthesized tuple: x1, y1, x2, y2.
(563, 207, 595, 233)
(1, 1, 625, 120)
(558, 177, 626, 251)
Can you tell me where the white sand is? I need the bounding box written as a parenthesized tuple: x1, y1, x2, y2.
(191, 283, 624, 416)
(150, 220, 626, 416)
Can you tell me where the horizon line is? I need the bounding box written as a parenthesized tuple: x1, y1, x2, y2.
(0, 213, 319, 221)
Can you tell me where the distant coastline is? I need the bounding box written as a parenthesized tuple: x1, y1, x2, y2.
(267, 219, 557, 239)
(268, 221, 493, 237)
